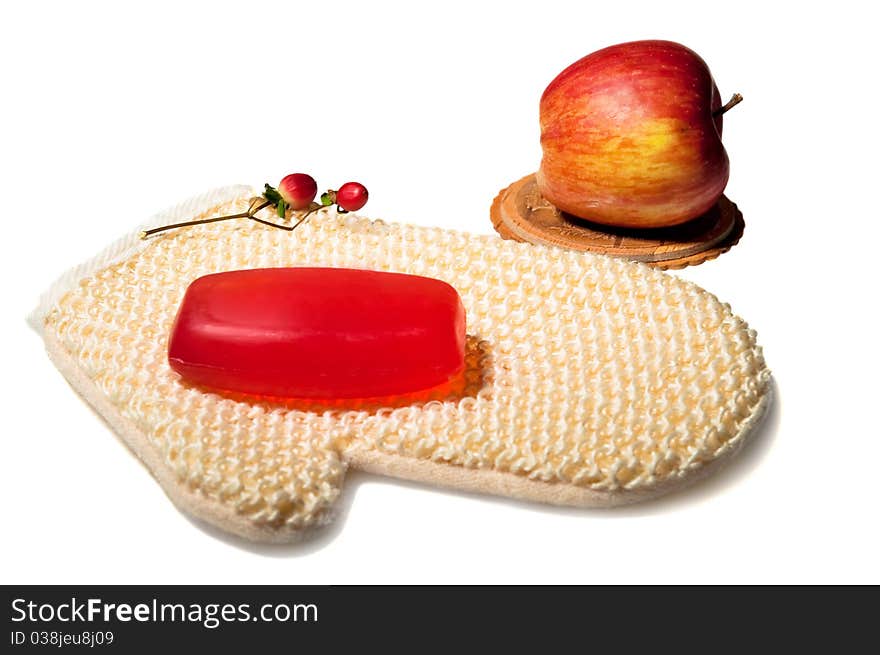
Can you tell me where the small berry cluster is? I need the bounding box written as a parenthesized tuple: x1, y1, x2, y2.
(142, 174, 368, 239)
(265, 174, 369, 218)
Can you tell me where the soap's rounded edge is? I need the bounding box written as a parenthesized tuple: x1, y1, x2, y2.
(42, 327, 346, 545)
(343, 377, 773, 508)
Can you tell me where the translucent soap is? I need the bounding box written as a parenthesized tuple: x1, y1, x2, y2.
(167, 267, 467, 398)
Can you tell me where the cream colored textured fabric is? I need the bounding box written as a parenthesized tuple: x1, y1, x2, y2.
(34, 187, 771, 542)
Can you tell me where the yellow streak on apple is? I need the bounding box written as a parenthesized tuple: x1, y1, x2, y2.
(596, 118, 688, 179)
(540, 116, 715, 227)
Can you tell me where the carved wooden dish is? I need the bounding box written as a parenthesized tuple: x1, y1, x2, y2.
(490, 174, 744, 269)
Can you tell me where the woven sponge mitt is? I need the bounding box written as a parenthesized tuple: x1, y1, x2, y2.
(33, 185, 771, 542)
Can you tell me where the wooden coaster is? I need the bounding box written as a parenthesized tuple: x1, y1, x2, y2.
(490, 174, 744, 269)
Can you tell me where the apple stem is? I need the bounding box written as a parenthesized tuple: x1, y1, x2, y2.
(713, 93, 743, 118)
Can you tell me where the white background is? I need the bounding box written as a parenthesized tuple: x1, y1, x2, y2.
(2, 1, 877, 584)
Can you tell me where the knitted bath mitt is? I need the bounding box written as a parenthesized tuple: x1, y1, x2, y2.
(32, 186, 771, 542)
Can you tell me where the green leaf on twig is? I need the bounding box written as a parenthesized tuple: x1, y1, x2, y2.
(263, 183, 283, 206)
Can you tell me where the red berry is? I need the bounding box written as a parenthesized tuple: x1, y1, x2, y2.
(278, 173, 318, 210)
(336, 182, 369, 212)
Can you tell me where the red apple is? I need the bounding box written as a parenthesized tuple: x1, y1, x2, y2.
(537, 40, 735, 229)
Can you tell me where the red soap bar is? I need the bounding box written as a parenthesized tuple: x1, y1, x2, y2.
(168, 268, 467, 398)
